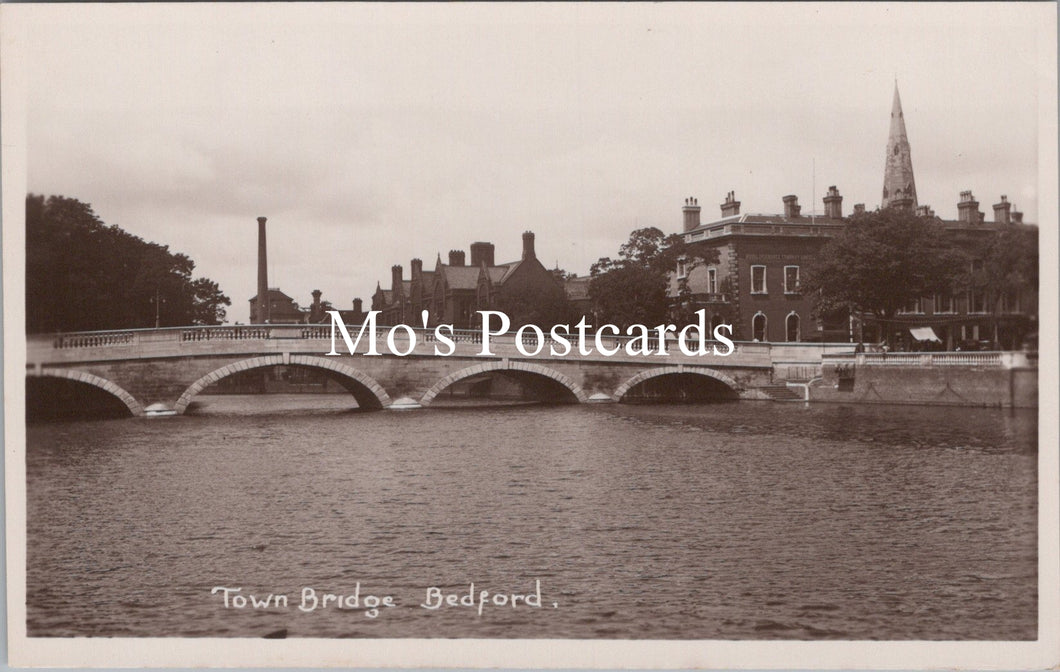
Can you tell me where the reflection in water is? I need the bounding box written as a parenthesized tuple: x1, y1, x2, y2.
(27, 396, 1036, 639)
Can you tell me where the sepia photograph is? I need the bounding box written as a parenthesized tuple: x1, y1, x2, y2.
(2, 2, 1058, 669)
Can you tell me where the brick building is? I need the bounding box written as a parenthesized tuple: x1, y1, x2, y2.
(670, 85, 1037, 348)
(372, 231, 569, 329)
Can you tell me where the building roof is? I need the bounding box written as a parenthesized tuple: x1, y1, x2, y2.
(495, 260, 523, 283)
(486, 263, 515, 284)
(248, 288, 298, 303)
(440, 265, 481, 290)
(683, 212, 847, 242)
(564, 275, 591, 301)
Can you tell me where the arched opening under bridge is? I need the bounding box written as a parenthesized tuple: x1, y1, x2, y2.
(176, 355, 390, 414)
(26, 370, 142, 421)
(614, 367, 740, 403)
(420, 361, 585, 407)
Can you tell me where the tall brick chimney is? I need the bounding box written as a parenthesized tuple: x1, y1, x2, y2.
(411, 258, 423, 280)
(853, 203, 866, 216)
(448, 250, 465, 266)
(522, 231, 536, 260)
(470, 242, 495, 267)
(782, 195, 801, 218)
(993, 195, 1012, 224)
(682, 197, 701, 232)
(823, 186, 843, 218)
(391, 265, 403, 292)
(957, 190, 980, 224)
(256, 216, 269, 323)
(353, 298, 363, 314)
(1011, 209, 1023, 225)
(721, 191, 741, 217)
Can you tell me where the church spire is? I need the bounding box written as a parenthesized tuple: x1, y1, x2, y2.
(881, 84, 918, 211)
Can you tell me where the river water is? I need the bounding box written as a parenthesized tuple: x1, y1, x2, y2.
(26, 396, 1037, 639)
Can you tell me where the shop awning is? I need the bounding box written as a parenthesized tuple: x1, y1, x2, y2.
(909, 326, 941, 342)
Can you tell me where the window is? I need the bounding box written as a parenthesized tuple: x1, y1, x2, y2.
(933, 292, 955, 314)
(676, 258, 688, 279)
(968, 290, 986, 314)
(784, 266, 800, 294)
(751, 265, 767, 294)
(706, 268, 717, 295)
(786, 312, 800, 342)
(752, 312, 767, 341)
(900, 297, 923, 314)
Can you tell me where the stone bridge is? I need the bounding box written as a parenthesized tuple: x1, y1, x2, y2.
(26, 324, 854, 417)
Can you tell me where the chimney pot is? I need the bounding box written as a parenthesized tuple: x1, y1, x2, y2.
(470, 242, 496, 267)
(720, 190, 741, 217)
(993, 195, 1012, 224)
(782, 195, 801, 218)
(823, 186, 843, 218)
(682, 197, 702, 232)
(522, 231, 536, 260)
(448, 250, 466, 266)
(957, 190, 981, 223)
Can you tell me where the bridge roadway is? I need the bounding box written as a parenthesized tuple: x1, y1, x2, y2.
(26, 324, 855, 416)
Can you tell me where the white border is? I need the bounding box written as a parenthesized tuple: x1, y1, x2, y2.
(3, 3, 1058, 669)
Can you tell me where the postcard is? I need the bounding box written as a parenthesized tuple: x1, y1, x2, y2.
(3, 2, 1058, 669)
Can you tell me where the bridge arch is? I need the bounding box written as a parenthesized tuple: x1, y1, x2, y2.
(420, 360, 588, 406)
(612, 366, 741, 402)
(29, 369, 144, 417)
(174, 355, 391, 413)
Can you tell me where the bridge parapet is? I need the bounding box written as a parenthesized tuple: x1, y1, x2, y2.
(30, 325, 785, 369)
(822, 351, 1034, 369)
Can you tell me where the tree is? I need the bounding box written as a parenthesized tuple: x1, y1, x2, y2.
(975, 226, 1038, 349)
(26, 194, 231, 333)
(589, 227, 718, 328)
(802, 208, 966, 346)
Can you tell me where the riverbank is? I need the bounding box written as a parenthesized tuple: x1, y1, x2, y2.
(804, 352, 1037, 408)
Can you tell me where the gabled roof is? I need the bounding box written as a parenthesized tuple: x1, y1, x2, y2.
(486, 264, 514, 284)
(439, 265, 481, 290)
(495, 259, 523, 283)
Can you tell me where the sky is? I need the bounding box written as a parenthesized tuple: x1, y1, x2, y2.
(13, 3, 1050, 324)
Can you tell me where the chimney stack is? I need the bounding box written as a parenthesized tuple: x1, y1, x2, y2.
(448, 250, 465, 267)
(916, 205, 936, 218)
(720, 191, 741, 217)
(853, 203, 866, 216)
(522, 231, 536, 260)
(411, 258, 423, 279)
(957, 190, 981, 224)
(391, 265, 403, 292)
(1012, 209, 1023, 225)
(470, 242, 495, 267)
(993, 195, 1012, 224)
(682, 197, 701, 232)
(353, 298, 363, 314)
(823, 186, 843, 218)
(782, 195, 801, 219)
(256, 216, 269, 323)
